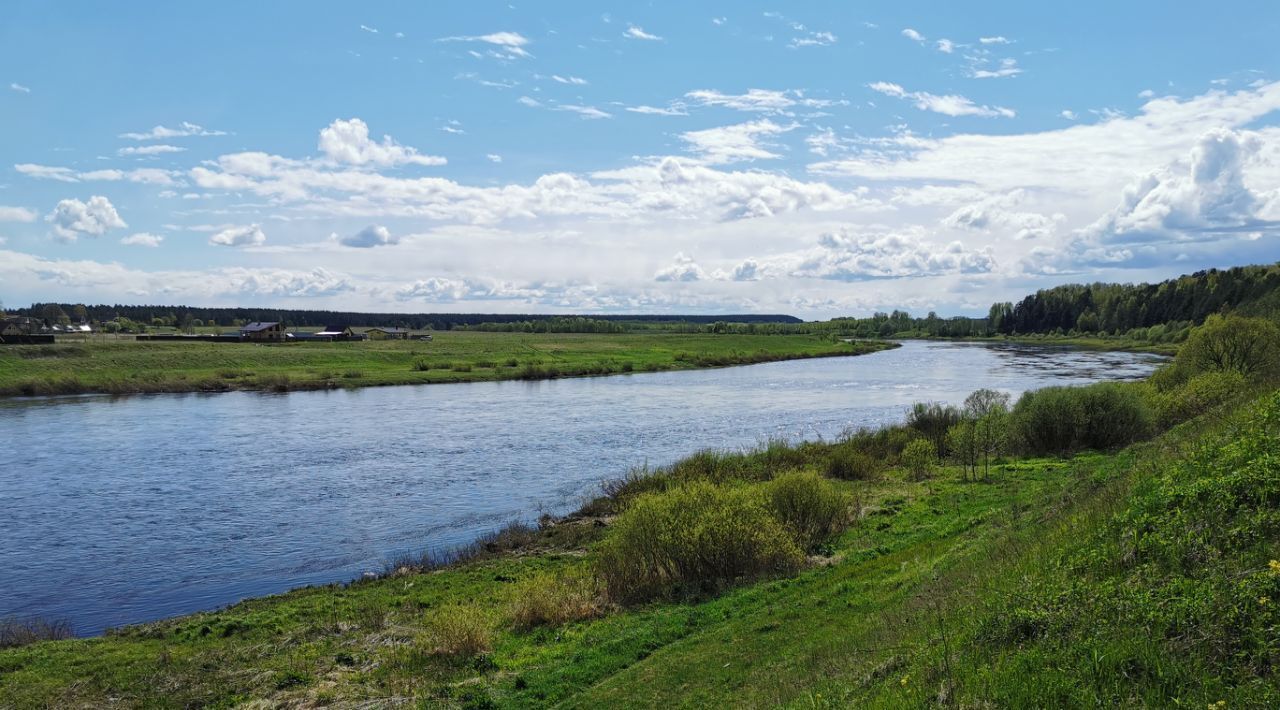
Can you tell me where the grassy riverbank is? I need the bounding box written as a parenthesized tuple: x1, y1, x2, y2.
(4, 379, 1276, 707)
(0, 332, 894, 397)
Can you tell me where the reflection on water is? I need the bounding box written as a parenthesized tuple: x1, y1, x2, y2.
(0, 341, 1164, 634)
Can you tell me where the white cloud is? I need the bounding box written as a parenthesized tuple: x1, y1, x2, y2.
(551, 74, 588, 85)
(517, 95, 542, 108)
(10, 82, 30, 93)
(1083, 128, 1279, 244)
(555, 104, 613, 120)
(942, 190, 1064, 240)
(209, 224, 266, 247)
(712, 17, 727, 26)
(979, 36, 1010, 44)
(624, 25, 662, 41)
(0, 206, 37, 222)
(936, 39, 955, 53)
(119, 121, 226, 141)
(340, 224, 399, 248)
(120, 232, 164, 247)
(317, 118, 447, 167)
(901, 28, 925, 42)
(680, 119, 792, 164)
(626, 104, 689, 116)
(16, 163, 181, 186)
(654, 252, 707, 282)
(790, 31, 837, 48)
(868, 81, 1015, 118)
(486, 153, 503, 163)
(439, 31, 532, 58)
(1139, 89, 1156, 99)
(685, 88, 798, 113)
(118, 144, 186, 156)
(790, 228, 996, 280)
(360, 24, 378, 33)
(1061, 110, 1078, 120)
(971, 57, 1022, 79)
(46, 196, 127, 241)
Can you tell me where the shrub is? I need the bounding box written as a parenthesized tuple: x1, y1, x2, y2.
(504, 357, 519, 367)
(1176, 314, 1280, 381)
(1151, 370, 1247, 427)
(423, 605, 493, 658)
(901, 439, 937, 481)
(907, 402, 964, 456)
(342, 370, 364, 379)
(509, 570, 604, 630)
(825, 445, 881, 480)
(762, 472, 850, 551)
(1011, 382, 1153, 456)
(0, 617, 73, 648)
(946, 420, 979, 480)
(450, 363, 472, 373)
(412, 360, 433, 371)
(596, 481, 804, 603)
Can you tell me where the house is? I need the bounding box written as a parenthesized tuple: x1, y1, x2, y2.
(240, 321, 286, 342)
(366, 326, 411, 340)
(314, 324, 355, 341)
(0, 318, 27, 336)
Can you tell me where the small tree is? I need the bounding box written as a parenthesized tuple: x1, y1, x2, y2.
(902, 439, 937, 481)
(964, 389, 1011, 479)
(945, 421, 978, 481)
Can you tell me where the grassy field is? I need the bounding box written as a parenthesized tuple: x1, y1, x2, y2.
(0, 332, 893, 397)
(3, 383, 1275, 708)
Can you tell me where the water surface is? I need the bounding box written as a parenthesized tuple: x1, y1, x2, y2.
(0, 341, 1163, 634)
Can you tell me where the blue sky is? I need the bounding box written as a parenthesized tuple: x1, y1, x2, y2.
(2, 1, 1279, 317)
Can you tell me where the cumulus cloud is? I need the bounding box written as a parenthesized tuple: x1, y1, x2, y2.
(624, 25, 662, 41)
(902, 28, 925, 42)
(120, 232, 164, 247)
(654, 252, 707, 282)
(942, 190, 1065, 240)
(790, 31, 837, 48)
(46, 196, 127, 241)
(936, 39, 955, 53)
(119, 121, 226, 141)
(680, 119, 792, 164)
(486, 153, 503, 163)
(318, 118, 447, 167)
(209, 224, 266, 247)
(340, 224, 399, 248)
(0, 206, 37, 222)
(1083, 128, 1280, 243)
(868, 82, 1015, 118)
(551, 74, 588, 85)
(791, 228, 997, 280)
(395, 277, 491, 302)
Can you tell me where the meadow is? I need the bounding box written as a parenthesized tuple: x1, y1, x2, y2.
(0, 331, 892, 397)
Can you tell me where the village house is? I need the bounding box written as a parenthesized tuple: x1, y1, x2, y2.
(313, 324, 356, 341)
(366, 326, 411, 340)
(239, 321, 286, 342)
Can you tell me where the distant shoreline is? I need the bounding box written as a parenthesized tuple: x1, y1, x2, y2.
(0, 333, 899, 399)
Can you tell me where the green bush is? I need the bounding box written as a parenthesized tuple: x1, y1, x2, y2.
(825, 445, 881, 480)
(508, 569, 603, 631)
(423, 604, 493, 658)
(762, 472, 849, 551)
(1176, 314, 1280, 381)
(1011, 382, 1153, 456)
(1150, 370, 1247, 427)
(906, 402, 964, 456)
(901, 439, 937, 480)
(596, 481, 804, 603)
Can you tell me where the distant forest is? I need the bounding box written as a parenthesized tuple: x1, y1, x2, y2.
(10, 262, 1278, 338)
(6, 305, 802, 331)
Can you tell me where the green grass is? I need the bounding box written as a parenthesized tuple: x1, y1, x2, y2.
(0, 331, 894, 397)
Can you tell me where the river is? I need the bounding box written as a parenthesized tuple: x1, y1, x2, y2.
(0, 340, 1164, 634)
